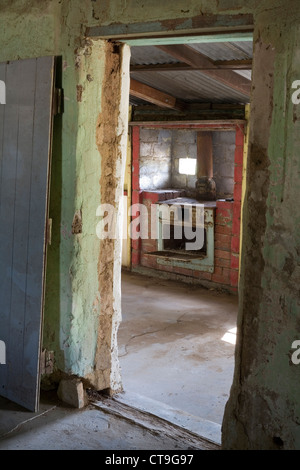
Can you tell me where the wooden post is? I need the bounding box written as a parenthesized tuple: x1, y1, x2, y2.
(197, 132, 213, 178)
(196, 131, 216, 200)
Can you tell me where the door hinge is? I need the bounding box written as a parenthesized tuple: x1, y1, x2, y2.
(53, 88, 63, 115)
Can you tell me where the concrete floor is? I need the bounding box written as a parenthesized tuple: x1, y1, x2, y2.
(119, 271, 238, 435)
(0, 392, 215, 450)
(0, 270, 237, 450)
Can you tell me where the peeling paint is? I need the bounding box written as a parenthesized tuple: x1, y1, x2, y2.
(1, 0, 300, 449)
(83, 41, 130, 392)
(223, 7, 300, 449)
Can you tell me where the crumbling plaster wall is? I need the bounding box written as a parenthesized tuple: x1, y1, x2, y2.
(1, 0, 300, 449)
(222, 8, 300, 449)
(90, 0, 300, 449)
(0, 0, 130, 392)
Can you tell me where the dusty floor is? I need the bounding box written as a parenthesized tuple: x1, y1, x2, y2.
(0, 392, 219, 450)
(0, 271, 237, 450)
(118, 271, 238, 435)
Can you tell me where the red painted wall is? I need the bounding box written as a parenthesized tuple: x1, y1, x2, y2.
(130, 124, 244, 294)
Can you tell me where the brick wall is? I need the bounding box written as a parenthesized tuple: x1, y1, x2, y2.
(131, 124, 244, 294)
(138, 127, 236, 199)
(139, 128, 172, 190)
(139, 197, 236, 292)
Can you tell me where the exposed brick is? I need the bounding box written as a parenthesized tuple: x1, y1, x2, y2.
(234, 164, 243, 183)
(216, 200, 233, 210)
(234, 182, 242, 203)
(235, 126, 245, 146)
(214, 233, 232, 250)
(234, 145, 244, 166)
(141, 240, 157, 253)
(214, 231, 231, 241)
(215, 257, 231, 268)
(215, 223, 232, 235)
(233, 202, 241, 221)
(132, 190, 142, 205)
(216, 207, 231, 219)
(216, 213, 233, 226)
(231, 253, 239, 269)
(211, 277, 230, 286)
(232, 215, 241, 236)
(156, 263, 173, 273)
(231, 269, 239, 287)
(132, 171, 139, 191)
(231, 235, 240, 254)
(173, 266, 193, 277)
(192, 270, 212, 281)
(222, 267, 231, 280)
(212, 268, 231, 285)
(215, 249, 231, 260)
(131, 238, 141, 251)
(235, 161, 243, 169)
(142, 192, 159, 203)
(216, 204, 233, 226)
(141, 255, 157, 269)
(211, 273, 224, 284)
(131, 250, 140, 266)
(145, 237, 157, 246)
(132, 125, 140, 146)
(212, 266, 223, 277)
(216, 218, 230, 228)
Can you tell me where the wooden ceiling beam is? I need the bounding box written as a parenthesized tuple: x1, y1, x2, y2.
(214, 59, 252, 69)
(130, 78, 185, 110)
(156, 44, 251, 96)
(131, 62, 192, 72)
(157, 44, 219, 68)
(130, 59, 252, 73)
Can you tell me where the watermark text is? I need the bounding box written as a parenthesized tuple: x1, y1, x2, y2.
(0, 340, 6, 364)
(291, 340, 300, 365)
(0, 80, 5, 104)
(96, 202, 204, 251)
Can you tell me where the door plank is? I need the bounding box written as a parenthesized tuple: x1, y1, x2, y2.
(0, 56, 55, 411)
(8, 59, 37, 400)
(0, 60, 20, 400)
(23, 57, 55, 409)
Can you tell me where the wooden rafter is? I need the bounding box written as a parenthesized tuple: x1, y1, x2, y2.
(130, 78, 184, 110)
(156, 44, 251, 96)
(214, 59, 252, 69)
(130, 59, 252, 73)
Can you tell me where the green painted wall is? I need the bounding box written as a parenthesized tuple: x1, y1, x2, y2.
(222, 5, 300, 449)
(43, 5, 109, 379)
(1, 0, 300, 448)
(44, 39, 107, 378)
(0, 1, 108, 379)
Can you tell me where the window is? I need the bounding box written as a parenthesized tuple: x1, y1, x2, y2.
(178, 158, 197, 176)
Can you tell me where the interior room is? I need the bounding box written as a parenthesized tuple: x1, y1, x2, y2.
(0, 0, 300, 451)
(118, 38, 251, 442)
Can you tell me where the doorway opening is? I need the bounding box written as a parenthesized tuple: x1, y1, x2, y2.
(118, 32, 252, 441)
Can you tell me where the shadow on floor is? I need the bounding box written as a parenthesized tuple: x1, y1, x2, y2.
(0, 391, 219, 450)
(118, 271, 238, 437)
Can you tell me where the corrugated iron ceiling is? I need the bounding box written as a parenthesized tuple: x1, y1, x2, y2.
(130, 40, 253, 106)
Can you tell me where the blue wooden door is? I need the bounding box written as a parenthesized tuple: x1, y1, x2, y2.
(0, 56, 55, 411)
